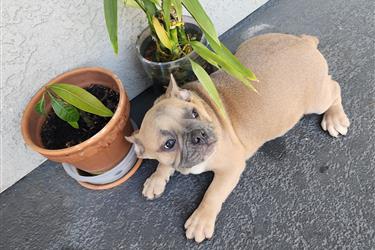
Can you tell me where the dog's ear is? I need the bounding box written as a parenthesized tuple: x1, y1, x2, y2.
(165, 74, 191, 101)
(125, 130, 145, 158)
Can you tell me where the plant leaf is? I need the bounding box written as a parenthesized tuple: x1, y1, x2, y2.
(124, 0, 141, 8)
(191, 41, 244, 77)
(162, 0, 171, 33)
(49, 83, 114, 117)
(35, 93, 46, 115)
(48, 93, 80, 126)
(203, 31, 222, 52)
(191, 41, 257, 92)
(177, 25, 188, 44)
(68, 121, 79, 129)
(204, 33, 257, 81)
(190, 41, 219, 68)
(181, 0, 220, 46)
(104, 0, 118, 55)
(189, 59, 226, 116)
(152, 16, 173, 50)
(171, 0, 182, 20)
(143, 0, 157, 16)
(150, 0, 161, 5)
(218, 42, 257, 81)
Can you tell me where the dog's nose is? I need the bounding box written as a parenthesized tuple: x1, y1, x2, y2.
(191, 129, 207, 145)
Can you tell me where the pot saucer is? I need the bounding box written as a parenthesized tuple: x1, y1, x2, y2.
(62, 119, 142, 190)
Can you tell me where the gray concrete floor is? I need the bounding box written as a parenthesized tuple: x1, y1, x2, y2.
(1, 0, 374, 249)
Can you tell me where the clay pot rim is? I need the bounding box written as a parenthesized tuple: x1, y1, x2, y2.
(21, 67, 128, 156)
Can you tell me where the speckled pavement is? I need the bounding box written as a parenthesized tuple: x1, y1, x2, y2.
(1, 0, 374, 249)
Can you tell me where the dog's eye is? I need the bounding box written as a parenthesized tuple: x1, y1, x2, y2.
(192, 108, 199, 119)
(164, 139, 176, 150)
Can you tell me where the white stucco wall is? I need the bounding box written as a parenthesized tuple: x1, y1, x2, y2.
(1, 0, 268, 192)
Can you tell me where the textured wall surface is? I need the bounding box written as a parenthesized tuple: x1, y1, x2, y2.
(1, 0, 268, 192)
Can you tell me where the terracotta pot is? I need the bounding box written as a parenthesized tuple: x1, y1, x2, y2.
(21, 67, 133, 174)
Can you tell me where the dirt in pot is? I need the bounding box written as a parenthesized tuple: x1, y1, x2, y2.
(41, 84, 119, 150)
(140, 25, 217, 87)
(141, 26, 202, 63)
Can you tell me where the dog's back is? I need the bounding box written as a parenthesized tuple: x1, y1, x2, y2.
(188, 33, 331, 153)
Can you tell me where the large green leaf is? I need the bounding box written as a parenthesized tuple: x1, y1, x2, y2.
(104, 0, 118, 55)
(181, 0, 220, 46)
(162, 0, 171, 33)
(171, 0, 182, 20)
(218, 42, 257, 81)
(191, 41, 245, 79)
(141, 0, 157, 30)
(143, 0, 157, 16)
(124, 0, 141, 8)
(49, 83, 114, 117)
(150, 0, 161, 5)
(48, 93, 80, 128)
(181, 1, 256, 87)
(203, 34, 257, 81)
(189, 59, 226, 116)
(190, 41, 219, 68)
(191, 41, 257, 92)
(152, 16, 174, 50)
(35, 93, 46, 115)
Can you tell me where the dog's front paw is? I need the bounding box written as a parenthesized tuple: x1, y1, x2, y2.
(321, 108, 350, 137)
(184, 207, 217, 243)
(142, 174, 167, 200)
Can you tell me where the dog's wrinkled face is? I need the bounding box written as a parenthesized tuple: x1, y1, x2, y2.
(126, 76, 217, 169)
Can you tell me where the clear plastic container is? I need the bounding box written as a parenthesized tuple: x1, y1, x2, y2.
(135, 16, 208, 88)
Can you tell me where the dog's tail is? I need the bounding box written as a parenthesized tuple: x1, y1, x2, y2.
(300, 34, 319, 48)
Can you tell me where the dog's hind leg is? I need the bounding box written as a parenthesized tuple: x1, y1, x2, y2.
(320, 83, 350, 137)
(311, 77, 350, 137)
(300, 34, 319, 48)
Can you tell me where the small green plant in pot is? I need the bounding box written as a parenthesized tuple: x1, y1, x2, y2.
(103, 0, 257, 114)
(35, 83, 113, 129)
(21, 68, 140, 189)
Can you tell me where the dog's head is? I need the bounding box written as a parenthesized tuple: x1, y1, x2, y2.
(126, 76, 218, 169)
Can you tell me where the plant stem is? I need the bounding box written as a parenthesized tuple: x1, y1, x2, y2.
(132, 0, 146, 12)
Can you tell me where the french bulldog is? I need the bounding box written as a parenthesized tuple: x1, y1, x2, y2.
(126, 33, 350, 243)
